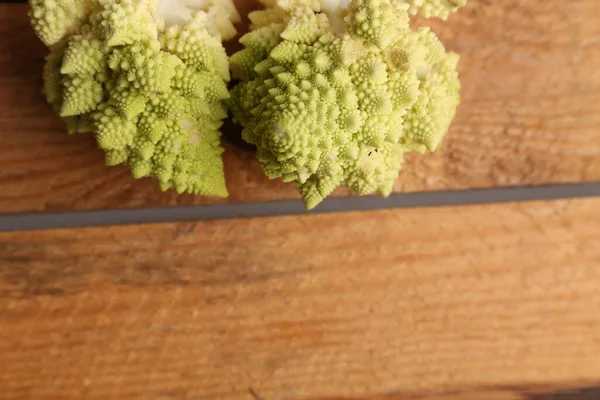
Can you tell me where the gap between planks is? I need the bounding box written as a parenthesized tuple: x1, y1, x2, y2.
(0, 183, 599, 232)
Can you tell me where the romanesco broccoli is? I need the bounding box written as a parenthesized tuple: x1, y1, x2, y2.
(229, 0, 464, 209)
(29, 0, 241, 197)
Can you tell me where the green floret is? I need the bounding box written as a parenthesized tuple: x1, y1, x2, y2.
(229, 0, 463, 209)
(29, 0, 240, 197)
(28, 0, 94, 46)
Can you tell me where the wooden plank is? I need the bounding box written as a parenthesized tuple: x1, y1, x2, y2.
(1, 0, 599, 214)
(1, 198, 600, 399)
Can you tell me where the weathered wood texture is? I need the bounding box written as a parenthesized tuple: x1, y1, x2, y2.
(1, 0, 599, 215)
(1, 198, 600, 399)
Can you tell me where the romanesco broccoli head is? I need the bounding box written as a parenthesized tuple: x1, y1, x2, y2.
(29, 0, 241, 197)
(229, 0, 463, 209)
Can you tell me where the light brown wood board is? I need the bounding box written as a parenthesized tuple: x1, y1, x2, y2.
(1, 198, 599, 399)
(0, 0, 599, 214)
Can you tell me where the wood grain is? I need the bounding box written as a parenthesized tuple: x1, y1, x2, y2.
(1, 198, 600, 399)
(1, 0, 600, 214)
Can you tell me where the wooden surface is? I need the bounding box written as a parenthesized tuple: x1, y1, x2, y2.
(1, 198, 600, 399)
(2, 1, 600, 398)
(1, 0, 599, 214)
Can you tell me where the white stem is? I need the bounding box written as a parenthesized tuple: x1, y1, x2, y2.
(319, 0, 351, 34)
(156, 0, 211, 26)
(155, 0, 240, 40)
